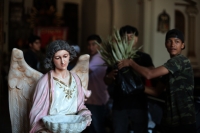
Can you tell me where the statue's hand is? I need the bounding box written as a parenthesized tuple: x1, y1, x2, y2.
(84, 115, 92, 126)
(87, 120, 91, 126)
(84, 97, 88, 101)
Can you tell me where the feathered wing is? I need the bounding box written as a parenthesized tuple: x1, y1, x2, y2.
(70, 54, 91, 97)
(8, 48, 43, 133)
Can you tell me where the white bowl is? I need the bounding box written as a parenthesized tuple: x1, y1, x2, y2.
(42, 114, 88, 133)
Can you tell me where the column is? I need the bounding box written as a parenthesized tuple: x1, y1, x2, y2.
(186, 5, 199, 76)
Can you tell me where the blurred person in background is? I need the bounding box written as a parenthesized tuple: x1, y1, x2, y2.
(118, 29, 196, 133)
(104, 25, 154, 133)
(85, 34, 109, 133)
(24, 35, 47, 73)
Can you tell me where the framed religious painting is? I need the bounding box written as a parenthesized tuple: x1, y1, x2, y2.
(157, 10, 170, 33)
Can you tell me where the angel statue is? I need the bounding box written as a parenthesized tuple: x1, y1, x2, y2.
(8, 40, 92, 133)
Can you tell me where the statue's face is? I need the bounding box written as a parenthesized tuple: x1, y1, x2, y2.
(53, 50, 70, 70)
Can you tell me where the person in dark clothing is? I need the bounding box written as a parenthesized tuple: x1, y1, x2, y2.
(85, 34, 109, 133)
(24, 35, 42, 71)
(104, 25, 154, 133)
(118, 29, 196, 133)
(24, 35, 48, 73)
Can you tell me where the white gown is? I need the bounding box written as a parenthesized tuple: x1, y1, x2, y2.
(42, 73, 88, 133)
(49, 74, 78, 115)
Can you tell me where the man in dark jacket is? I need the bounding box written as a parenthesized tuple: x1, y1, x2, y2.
(24, 35, 41, 71)
(104, 25, 154, 133)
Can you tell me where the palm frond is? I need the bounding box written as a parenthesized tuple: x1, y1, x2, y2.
(97, 28, 142, 67)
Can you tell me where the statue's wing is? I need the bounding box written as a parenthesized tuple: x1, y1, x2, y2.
(8, 48, 43, 133)
(70, 54, 91, 97)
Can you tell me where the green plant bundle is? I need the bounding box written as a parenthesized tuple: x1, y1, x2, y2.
(97, 29, 142, 67)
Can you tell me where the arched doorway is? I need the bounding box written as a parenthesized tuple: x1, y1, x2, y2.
(175, 10, 185, 35)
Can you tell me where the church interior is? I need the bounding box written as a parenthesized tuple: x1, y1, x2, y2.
(0, 0, 200, 133)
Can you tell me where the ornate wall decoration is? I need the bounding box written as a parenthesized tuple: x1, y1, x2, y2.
(157, 10, 170, 33)
(27, 6, 64, 28)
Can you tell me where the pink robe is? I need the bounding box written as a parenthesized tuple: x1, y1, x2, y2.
(29, 70, 91, 133)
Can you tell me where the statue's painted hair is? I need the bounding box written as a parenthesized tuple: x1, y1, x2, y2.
(44, 40, 77, 69)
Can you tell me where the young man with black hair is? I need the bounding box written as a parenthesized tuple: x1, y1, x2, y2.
(118, 29, 196, 133)
(85, 34, 109, 133)
(104, 25, 154, 133)
(24, 35, 41, 71)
